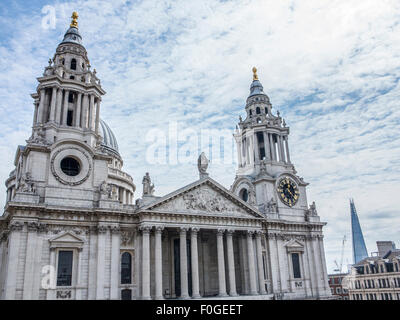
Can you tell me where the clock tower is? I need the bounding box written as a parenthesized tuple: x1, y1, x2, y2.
(231, 67, 316, 223)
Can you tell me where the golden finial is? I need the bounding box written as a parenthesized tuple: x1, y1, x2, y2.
(252, 67, 258, 81)
(70, 11, 79, 28)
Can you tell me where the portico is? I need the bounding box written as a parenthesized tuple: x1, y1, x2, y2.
(135, 176, 269, 300)
(138, 224, 268, 299)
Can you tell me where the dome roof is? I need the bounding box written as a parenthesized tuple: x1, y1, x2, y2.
(99, 119, 119, 155)
(248, 79, 266, 97)
(60, 26, 83, 46)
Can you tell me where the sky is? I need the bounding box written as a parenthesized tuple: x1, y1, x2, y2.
(0, 0, 399, 274)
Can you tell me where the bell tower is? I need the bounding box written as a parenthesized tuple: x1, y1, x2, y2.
(231, 68, 314, 221)
(4, 12, 135, 209)
(30, 11, 105, 148)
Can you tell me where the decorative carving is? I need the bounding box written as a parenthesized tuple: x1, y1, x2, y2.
(17, 172, 36, 193)
(99, 180, 112, 199)
(110, 226, 121, 234)
(197, 152, 209, 178)
(56, 290, 72, 299)
(217, 228, 226, 235)
(157, 185, 249, 216)
(155, 225, 164, 233)
(139, 225, 152, 233)
(259, 158, 268, 175)
(121, 231, 134, 246)
(309, 201, 317, 215)
(9, 221, 23, 231)
(27, 125, 50, 146)
(266, 197, 278, 213)
(97, 225, 108, 234)
(142, 172, 155, 196)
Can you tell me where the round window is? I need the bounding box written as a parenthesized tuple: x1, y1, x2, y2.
(60, 157, 81, 176)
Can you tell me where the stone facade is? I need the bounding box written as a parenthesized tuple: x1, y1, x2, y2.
(343, 241, 400, 300)
(0, 14, 332, 300)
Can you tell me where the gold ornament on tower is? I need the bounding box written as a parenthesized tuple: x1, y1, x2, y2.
(70, 11, 79, 28)
(252, 66, 258, 81)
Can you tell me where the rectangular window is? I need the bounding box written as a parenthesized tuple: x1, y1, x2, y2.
(291, 253, 301, 278)
(57, 250, 73, 286)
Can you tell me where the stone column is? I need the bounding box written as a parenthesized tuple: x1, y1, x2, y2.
(318, 235, 330, 294)
(268, 233, 280, 293)
(280, 135, 286, 163)
(217, 229, 228, 296)
(110, 226, 121, 300)
(95, 99, 101, 135)
(75, 92, 82, 127)
(89, 95, 95, 131)
(141, 225, 151, 299)
(247, 231, 257, 295)
(75, 248, 83, 300)
(23, 222, 39, 299)
(55, 89, 63, 124)
(254, 133, 260, 163)
(180, 227, 189, 298)
(37, 89, 46, 124)
(82, 94, 89, 129)
(46, 248, 56, 299)
(255, 231, 267, 294)
(276, 135, 283, 162)
(236, 138, 243, 167)
(32, 102, 39, 126)
(269, 134, 276, 161)
(284, 136, 291, 164)
(49, 87, 57, 122)
(226, 230, 237, 296)
(155, 226, 164, 299)
(190, 227, 201, 298)
(62, 90, 70, 125)
(263, 132, 270, 160)
(4, 222, 23, 300)
(96, 225, 107, 299)
(249, 134, 254, 166)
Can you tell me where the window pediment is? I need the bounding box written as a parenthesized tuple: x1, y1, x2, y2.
(284, 239, 304, 253)
(49, 231, 84, 249)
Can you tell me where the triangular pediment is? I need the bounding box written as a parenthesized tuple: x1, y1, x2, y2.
(141, 177, 263, 219)
(284, 239, 305, 252)
(49, 232, 84, 248)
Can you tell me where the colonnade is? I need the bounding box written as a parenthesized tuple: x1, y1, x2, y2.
(34, 87, 101, 134)
(238, 131, 291, 167)
(140, 226, 267, 299)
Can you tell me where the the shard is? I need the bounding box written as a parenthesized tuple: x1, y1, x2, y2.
(350, 199, 368, 264)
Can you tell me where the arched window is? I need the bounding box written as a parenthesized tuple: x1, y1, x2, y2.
(265, 107, 268, 114)
(68, 92, 74, 103)
(121, 252, 132, 284)
(70, 58, 77, 70)
(239, 188, 248, 202)
(70, 75, 75, 80)
(249, 110, 252, 116)
(256, 107, 261, 114)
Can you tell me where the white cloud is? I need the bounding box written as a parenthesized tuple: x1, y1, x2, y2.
(0, 0, 399, 273)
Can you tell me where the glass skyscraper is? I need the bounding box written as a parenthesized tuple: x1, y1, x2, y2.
(350, 199, 368, 264)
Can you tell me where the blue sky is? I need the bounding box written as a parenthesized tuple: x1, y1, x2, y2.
(0, 0, 399, 274)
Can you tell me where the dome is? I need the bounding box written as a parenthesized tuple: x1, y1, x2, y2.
(99, 119, 119, 155)
(248, 80, 266, 97)
(60, 26, 83, 46)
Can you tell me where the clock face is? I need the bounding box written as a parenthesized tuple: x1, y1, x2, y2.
(276, 177, 300, 207)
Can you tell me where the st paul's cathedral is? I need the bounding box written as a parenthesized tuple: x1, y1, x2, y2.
(0, 13, 331, 300)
